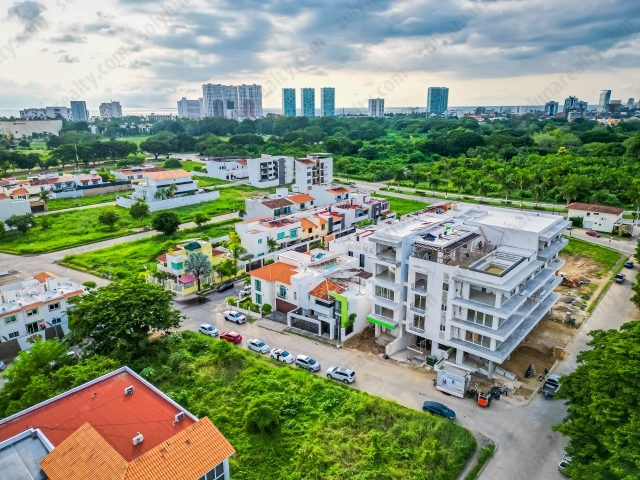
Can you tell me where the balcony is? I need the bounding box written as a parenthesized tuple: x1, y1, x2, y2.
(407, 323, 426, 335)
(410, 302, 426, 314)
(537, 237, 568, 262)
(411, 279, 428, 294)
(370, 270, 398, 288)
(369, 252, 401, 266)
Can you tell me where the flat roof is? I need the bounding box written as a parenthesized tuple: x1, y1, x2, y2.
(0, 368, 196, 462)
(473, 210, 558, 233)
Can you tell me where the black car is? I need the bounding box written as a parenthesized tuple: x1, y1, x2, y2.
(624, 261, 634, 269)
(422, 401, 456, 419)
(217, 281, 235, 292)
(615, 273, 626, 284)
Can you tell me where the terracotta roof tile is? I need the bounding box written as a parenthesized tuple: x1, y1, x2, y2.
(34, 271, 55, 283)
(237, 216, 268, 224)
(0, 193, 8, 199)
(156, 253, 167, 262)
(236, 159, 247, 166)
(262, 198, 293, 209)
(288, 193, 315, 204)
(567, 202, 624, 215)
(211, 249, 226, 256)
(308, 279, 347, 301)
(327, 187, 350, 194)
(144, 169, 191, 181)
(296, 158, 315, 165)
(248, 262, 297, 285)
(300, 218, 317, 229)
(10, 187, 30, 195)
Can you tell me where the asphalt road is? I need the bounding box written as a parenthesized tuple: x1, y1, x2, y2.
(175, 276, 639, 480)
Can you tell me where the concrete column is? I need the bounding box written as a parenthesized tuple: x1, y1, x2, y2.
(456, 348, 464, 365)
(487, 360, 495, 379)
(329, 320, 334, 339)
(494, 291, 501, 308)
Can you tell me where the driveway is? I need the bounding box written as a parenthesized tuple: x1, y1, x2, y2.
(175, 275, 639, 480)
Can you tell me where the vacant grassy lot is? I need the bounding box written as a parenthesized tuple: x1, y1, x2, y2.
(371, 193, 430, 217)
(62, 220, 239, 279)
(0, 206, 140, 255)
(131, 333, 476, 479)
(172, 185, 264, 222)
(193, 175, 232, 187)
(47, 191, 133, 211)
(561, 237, 621, 276)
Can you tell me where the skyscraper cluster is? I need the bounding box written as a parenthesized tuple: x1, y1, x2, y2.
(281, 88, 336, 117)
(427, 87, 449, 115)
(201, 84, 263, 119)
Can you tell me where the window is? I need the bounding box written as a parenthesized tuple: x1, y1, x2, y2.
(48, 303, 60, 311)
(374, 304, 393, 319)
(277, 232, 285, 240)
(474, 311, 493, 327)
(255, 293, 262, 305)
(412, 315, 426, 330)
(321, 224, 326, 230)
(440, 324, 446, 332)
(374, 285, 394, 301)
(255, 279, 262, 292)
(274, 209, 281, 216)
(278, 285, 287, 298)
(308, 228, 313, 234)
(465, 331, 491, 348)
(294, 292, 297, 300)
(51, 318, 62, 325)
(171, 262, 183, 270)
(443, 283, 449, 291)
(26, 308, 38, 317)
(199, 462, 225, 480)
(284, 207, 291, 214)
(8, 331, 20, 339)
(4, 315, 17, 324)
(258, 239, 263, 244)
(441, 304, 447, 311)
(290, 229, 297, 238)
(348, 251, 353, 257)
(26, 322, 40, 334)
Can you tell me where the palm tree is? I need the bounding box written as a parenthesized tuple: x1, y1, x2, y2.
(428, 174, 442, 193)
(38, 190, 50, 204)
(166, 184, 178, 198)
(229, 242, 247, 268)
(154, 188, 166, 200)
(499, 176, 516, 202)
(184, 252, 213, 291)
(450, 169, 467, 199)
(267, 238, 279, 253)
(476, 179, 491, 202)
(393, 168, 406, 191)
(531, 182, 546, 207)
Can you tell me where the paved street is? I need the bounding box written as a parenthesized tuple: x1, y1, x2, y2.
(175, 276, 639, 480)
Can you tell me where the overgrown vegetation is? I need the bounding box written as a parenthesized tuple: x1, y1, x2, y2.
(370, 193, 429, 217)
(47, 191, 130, 211)
(464, 444, 496, 480)
(560, 237, 621, 277)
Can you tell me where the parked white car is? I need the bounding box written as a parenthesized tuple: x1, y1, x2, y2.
(223, 310, 246, 324)
(270, 348, 294, 364)
(198, 324, 219, 337)
(295, 355, 321, 372)
(239, 285, 251, 296)
(247, 339, 270, 354)
(326, 366, 356, 384)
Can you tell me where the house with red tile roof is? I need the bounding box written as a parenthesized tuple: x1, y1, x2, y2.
(0, 187, 32, 224)
(0, 273, 87, 353)
(0, 367, 235, 480)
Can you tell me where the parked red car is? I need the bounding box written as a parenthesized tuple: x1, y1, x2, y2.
(585, 230, 601, 238)
(220, 331, 242, 344)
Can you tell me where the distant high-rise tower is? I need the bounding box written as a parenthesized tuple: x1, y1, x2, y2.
(368, 98, 385, 117)
(98, 101, 122, 119)
(202, 84, 238, 118)
(544, 101, 559, 117)
(627, 98, 635, 108)
(563, 96, 579, 112)
(598, 90, 612, 113)
(237, 84, 263, 118)
(426, 87, 449, 115)
(282, 88, 296, 116)
(70, 101, 88, 121)
(177, 97, 204, 119)
(320, 88, 335, 116)
(301, 88, 315, 117)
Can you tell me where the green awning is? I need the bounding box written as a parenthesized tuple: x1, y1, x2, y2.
(366, 316, 397, 330)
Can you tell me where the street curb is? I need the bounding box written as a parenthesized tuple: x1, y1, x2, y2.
(456, 434, 497, 480)
(473, 437, 498, 480)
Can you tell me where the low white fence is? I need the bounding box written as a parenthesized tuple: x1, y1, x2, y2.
(50, 190, 82, 199)
(116, 190, 220, 212)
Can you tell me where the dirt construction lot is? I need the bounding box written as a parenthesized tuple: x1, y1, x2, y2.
(343, 325, 386, 356)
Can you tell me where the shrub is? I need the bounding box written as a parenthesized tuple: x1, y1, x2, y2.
(82, 281, 97, 289)
(151, 211, 181, 235)
(245, 393, 285, 434)
(261, 304, 272, 315)
(569, 216, 584, 228)
(226, 297, 237, 307)
(163, 158, 182, 168)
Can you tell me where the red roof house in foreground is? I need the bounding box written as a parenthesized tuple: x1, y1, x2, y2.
(0, 367, 235, 480)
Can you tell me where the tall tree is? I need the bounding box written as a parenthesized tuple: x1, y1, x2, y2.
(152, 211, 180, 235)
(184, 252, 213, 291)
(97, 210, 119, 230)
(129, 199, 150, 224)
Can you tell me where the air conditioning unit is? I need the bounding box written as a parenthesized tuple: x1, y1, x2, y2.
(132, 433, 144, 445)
(124, 386, 134, 395)
(174, 412, 185, 423)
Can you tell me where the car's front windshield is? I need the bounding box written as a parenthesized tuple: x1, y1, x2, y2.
(308, 358, 316, 365)
(282, 351, 290, 357)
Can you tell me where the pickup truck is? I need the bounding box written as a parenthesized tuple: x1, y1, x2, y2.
(541, 374, 561, 397)
(615, 273, 626, 284)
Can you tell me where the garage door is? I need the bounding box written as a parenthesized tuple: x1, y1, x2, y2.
(583, 221, 593, 229)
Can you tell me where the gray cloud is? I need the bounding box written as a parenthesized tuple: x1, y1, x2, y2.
(58, 55, 79, 63)
(129, 59, 151, 68)
(7, 0, 48, 42)
(50, 34, 86, 43)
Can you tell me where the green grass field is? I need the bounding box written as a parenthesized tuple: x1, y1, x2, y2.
(171, 185, 263, 222)
(371, 193, 430, 216)
(61, 220, 239, 279)
(129, 333, 476, 479)
(561, 237, 621, 277)
(0, 206, 140, 255)
(47, 191, 133, 211)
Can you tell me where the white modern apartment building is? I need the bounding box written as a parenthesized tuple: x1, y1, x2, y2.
(247, 154, 294, 188)
(19, 108, 46, 119)
(177, 97, 205, 119)
(202, 84, 263, 119)
(245, 188, 316, 219)
(330, 205, 569, 378)
(116, 169, 219, 211)
(45, 107, 73, 121)
(99, 101, 123, 119)
(204, 158, 248, 181)
(0, 272, 86, 351)
(294, 154, 334, 193)
(368, 98, 385, 117)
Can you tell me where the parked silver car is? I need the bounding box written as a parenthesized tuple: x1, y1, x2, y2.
(326, 366, 356, 384)
(247, 339, 270, 354)
(295, 355, 321, 372)
(198, 323, 219, 337)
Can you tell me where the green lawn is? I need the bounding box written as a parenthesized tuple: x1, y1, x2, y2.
(171, 185, 264, 222)
(129, 333, 476, 479)
(61, 220, 239, 279)
(371, 193, 430, 216)
(0, 206, 140, 255)
(194, 176, 232, 187)
(47, 191, 132, 211)
(561, 237, 621, 277)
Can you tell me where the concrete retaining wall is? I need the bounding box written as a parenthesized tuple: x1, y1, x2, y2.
(116, 190, 220, 211)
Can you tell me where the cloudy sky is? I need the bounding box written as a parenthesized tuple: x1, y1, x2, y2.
(0, 0, 639, 113)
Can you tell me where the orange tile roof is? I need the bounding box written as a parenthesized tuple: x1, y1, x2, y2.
(308, 279, 347, 301)
(0, 193, 8, 199)
(248, 262, 297, 285)
(144, 169, 191, 181)
(237, 216, 268, 224)
(314, 215, 328, 225)
(211, 248, 226, 256)
(34, 271, 55, 283)
(41, 418, 235, 480)
(237, 159, 247, 166)
(10, 187, 30, 195)
(288, 193, 315, 204)
(300, 218, 317, 229)
(327, 187, 350, 194)
(156, 253, 167, 262)
(296, 158, 315, 165)
(324, 235, 335, 242)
